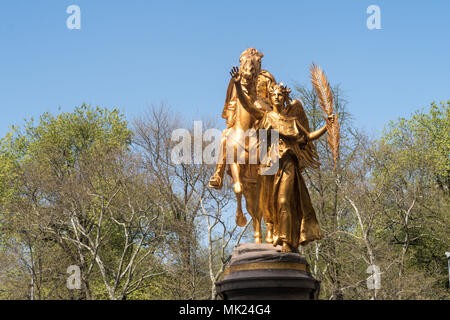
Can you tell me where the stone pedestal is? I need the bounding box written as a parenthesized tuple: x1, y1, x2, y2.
(215, 243, 320, 300)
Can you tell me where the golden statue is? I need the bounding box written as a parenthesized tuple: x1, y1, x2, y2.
(210, 48, 339, 252)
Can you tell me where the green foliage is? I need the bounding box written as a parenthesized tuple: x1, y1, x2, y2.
(1, 99, 448, 300)
(0, 105, 135, 299)
(379, 101, 449, 192)
(25, 104, 130, 166)
(0, 104, 131, 199)
(373, 101, 450, 298)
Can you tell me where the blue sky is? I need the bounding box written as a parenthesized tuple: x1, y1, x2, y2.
(0, 0, 449, 138)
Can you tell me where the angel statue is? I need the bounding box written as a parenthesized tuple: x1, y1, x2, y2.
(229, 66, 336, 253)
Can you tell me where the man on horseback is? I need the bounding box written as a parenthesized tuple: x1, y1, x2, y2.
(209, 48, 275, 191)
(208, 48, 276, 243)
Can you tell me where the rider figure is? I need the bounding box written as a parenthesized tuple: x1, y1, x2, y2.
(208, 60, 275, 190)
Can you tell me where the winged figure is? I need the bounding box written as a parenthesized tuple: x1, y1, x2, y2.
(229, 66, 335, 252)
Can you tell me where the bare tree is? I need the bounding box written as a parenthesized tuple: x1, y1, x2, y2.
(133, 105, 218, 299)
(193, 183, 250, 299)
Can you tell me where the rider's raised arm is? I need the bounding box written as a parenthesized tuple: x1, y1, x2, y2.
(229, 66, 264, 120)
(235, 82, 264, 120)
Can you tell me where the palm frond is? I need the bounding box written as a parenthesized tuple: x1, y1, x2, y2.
(310, 63, 340, 170)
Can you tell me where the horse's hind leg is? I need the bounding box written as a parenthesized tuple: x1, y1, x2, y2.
(235, 191, 247, 227)
(252, 215, 262, 244)
(244, 183, 262, 244)
(265, 223, 273, 244)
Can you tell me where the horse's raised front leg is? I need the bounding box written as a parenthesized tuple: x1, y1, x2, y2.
(230, 162, 247, 227)
(230, 162, 243, 195)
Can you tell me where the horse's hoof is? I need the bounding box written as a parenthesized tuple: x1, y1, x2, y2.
(281, 242, 293, 253)
(254, 237, 262, 244)
(208, 175, 222, 190)
(272, 236, 281, 247)
(235, 212, 247, 227)
(265, 236, 273, 244)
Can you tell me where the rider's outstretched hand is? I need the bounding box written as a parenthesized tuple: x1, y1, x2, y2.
(230, 66, 240, 83)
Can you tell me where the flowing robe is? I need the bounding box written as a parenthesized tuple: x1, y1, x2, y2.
(257, 110, 323, 248)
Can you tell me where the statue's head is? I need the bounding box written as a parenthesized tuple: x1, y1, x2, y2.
(269, 82, 291, 111)
(239, 48, 263, 84)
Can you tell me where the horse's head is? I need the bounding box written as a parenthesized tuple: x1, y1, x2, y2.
(239, 48, 263, 85)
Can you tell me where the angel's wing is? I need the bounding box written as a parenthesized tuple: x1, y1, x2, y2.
(284, 99, 320, 170)
(285, 99, 310, 132)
